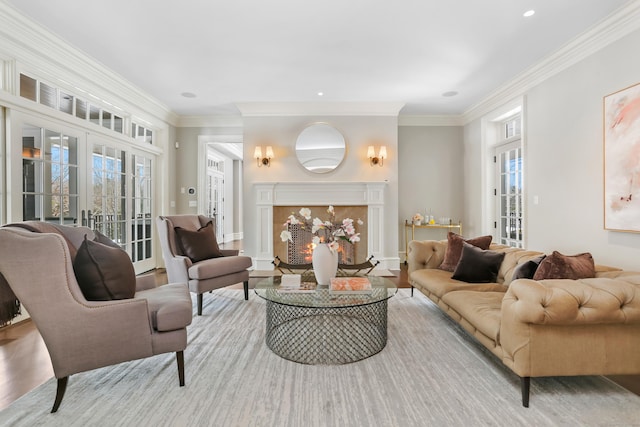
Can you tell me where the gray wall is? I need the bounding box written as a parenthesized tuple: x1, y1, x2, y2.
(463, 28, 640, 270)
(398, 126, 464, 256)
(243, 115, 399, 266)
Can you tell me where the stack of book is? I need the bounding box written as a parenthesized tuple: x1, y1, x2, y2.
(278, 274, 317, 293)
(329, 277, 372, 294)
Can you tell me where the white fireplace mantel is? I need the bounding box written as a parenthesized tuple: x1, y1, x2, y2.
(254, 182, 387, 270)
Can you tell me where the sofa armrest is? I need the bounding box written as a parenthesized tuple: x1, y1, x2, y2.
(221, 249, 239, 256)
(502, 277, 640, 326)
(135, 273, 157, 291)
(407, 240, 447, 275)
(500, 276, 640, 378)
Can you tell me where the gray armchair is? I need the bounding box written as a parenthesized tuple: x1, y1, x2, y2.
(0, 225, 192, 413)
(156, 215, 252, 315)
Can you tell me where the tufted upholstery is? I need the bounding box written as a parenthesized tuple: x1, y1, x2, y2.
(503, 277, 640, 325)
(407, 238, 640, 407)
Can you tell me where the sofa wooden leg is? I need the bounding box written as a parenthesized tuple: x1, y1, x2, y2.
(243, 281, 249, 300)
(51, 376, 68, 413)
(176, 351, 185, 386)
(197, 294, 203, 315)
(521, 376, 530, 408)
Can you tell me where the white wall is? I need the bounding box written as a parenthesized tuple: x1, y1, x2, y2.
(242, 115, 399, 266)
(464, 28, 640, 270)
(398, 125, 464, 255)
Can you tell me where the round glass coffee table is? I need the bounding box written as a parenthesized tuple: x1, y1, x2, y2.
(254, 276, 397, 365)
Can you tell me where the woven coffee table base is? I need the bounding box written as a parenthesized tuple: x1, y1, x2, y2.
(264, 297, 388, 365)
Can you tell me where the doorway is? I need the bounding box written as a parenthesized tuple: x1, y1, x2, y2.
(197, 137, 243, 245)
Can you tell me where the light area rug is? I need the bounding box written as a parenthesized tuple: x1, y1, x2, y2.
(1, 289, 639, 427)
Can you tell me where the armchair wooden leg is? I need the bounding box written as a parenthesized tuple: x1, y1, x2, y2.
(521, 376, 530, 408)
(243, 281, 249, 300)
(197, 294, 203, 315)
(176, 351, 185, 386)
(411, 286, 414, 297)
(51, 376, 68, 413)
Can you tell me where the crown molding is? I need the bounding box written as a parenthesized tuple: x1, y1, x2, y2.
(177, 115, 244, 128)
(236, 102, 405, 117)
(461, 0, 640, 124)
(398, 115, 463, 127)
(0, 0, 179, 128)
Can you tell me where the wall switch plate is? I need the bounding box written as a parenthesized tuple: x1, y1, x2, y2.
(170, 201, 176, 208)
(188, 200, 197, 207)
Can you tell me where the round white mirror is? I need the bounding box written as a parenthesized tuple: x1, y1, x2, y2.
(295, 123, 346, 173)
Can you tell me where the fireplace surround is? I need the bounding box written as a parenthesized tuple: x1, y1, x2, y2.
(253, 182, 386, 270)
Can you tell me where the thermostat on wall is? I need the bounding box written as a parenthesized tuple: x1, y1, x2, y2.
(188, 187, 196, 195)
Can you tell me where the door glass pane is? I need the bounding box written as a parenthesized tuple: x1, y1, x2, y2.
(496, 141, 524, 248)
(131, 153, 152, 262)
(92, 143, 127, 249)
(22, 124, 78, 224)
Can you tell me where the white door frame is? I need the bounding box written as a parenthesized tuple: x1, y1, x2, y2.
(196, 135, 243, 240)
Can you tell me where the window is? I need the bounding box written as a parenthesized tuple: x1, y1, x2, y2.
(132, 122, 154, 144)
(20, 74, 37, 101)
(18, 73, 126, 136)
(494, 114, 524, 248)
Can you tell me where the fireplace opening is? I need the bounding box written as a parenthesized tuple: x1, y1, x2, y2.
(286, 224, 355, 265)
(273, 205, 368, 266)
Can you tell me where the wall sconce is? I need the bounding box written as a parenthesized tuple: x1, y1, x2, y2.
(22, 147, 41, 158)
(254, 145, 274, 167)
(367, 145, 387, 166)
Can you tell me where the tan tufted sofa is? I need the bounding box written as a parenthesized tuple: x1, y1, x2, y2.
(407, 239, 640, 407)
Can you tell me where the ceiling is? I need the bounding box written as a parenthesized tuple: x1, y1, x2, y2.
(5, 0, 631, 117)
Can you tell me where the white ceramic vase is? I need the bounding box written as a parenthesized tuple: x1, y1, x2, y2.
(312, 243, 339, 285)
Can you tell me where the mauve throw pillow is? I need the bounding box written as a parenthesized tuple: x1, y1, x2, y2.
(73, 236, 136, 301)
(512, 255, 546, 281)
(93, 229, 122, 249)
(451, 242, 505, 283)
(532, 251, 595, 280)
(439, 232, 493, 272)
(174, 221, 223, 263)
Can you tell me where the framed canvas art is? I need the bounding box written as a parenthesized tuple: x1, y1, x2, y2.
(603, 82, 640, 232)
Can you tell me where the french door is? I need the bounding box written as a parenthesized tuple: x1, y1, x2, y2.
(494, 140, 524, 248)
(11, 112, 157, 272)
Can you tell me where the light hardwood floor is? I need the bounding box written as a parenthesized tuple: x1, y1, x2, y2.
(0, 243, 638, 410)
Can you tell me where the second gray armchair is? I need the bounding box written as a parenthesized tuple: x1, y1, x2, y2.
(156, 215, 252, 315)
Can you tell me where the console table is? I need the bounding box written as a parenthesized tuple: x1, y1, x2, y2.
(404, 219, 462, 263)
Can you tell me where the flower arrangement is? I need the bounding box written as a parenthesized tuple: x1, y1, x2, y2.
(280, 206, 362, 252)
(412, 213, 424, 223)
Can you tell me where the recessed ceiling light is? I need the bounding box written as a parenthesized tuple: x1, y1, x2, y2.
(181, 92, 197, 98)
(442, 91, 458, 97)
(317, 92, 324, 96)
(523, 10, 535, 17)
